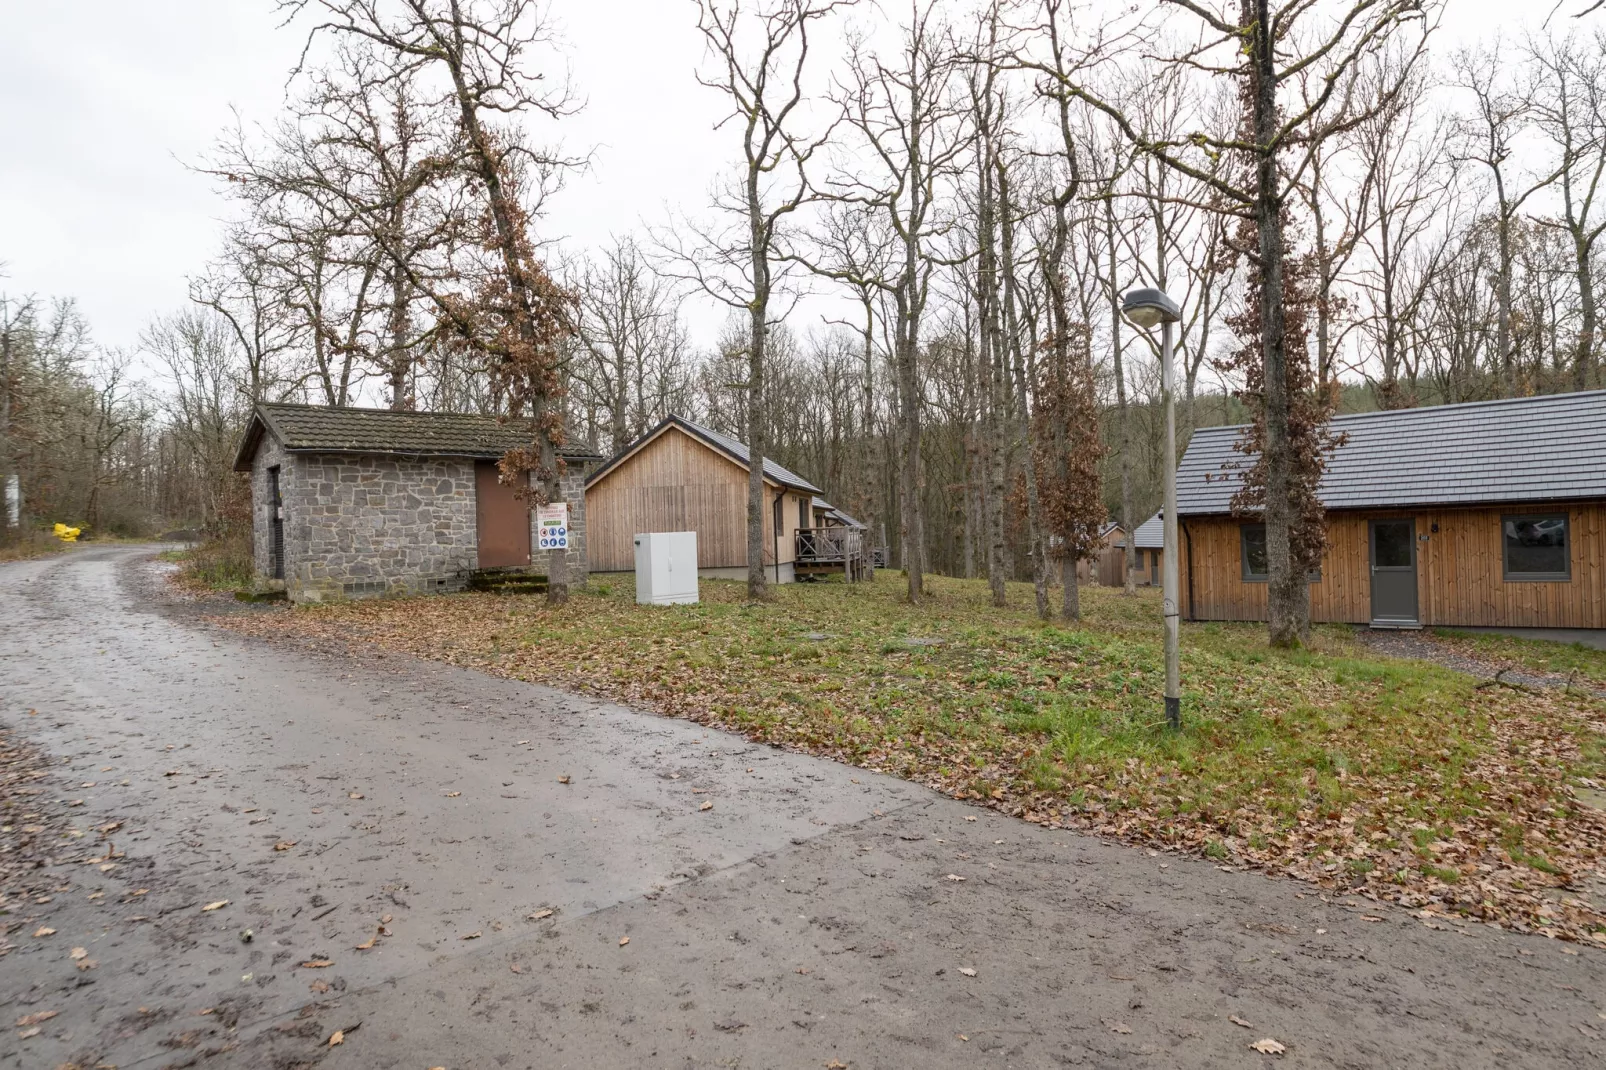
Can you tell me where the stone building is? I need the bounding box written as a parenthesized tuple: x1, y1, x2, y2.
(233, 403, 601, 602)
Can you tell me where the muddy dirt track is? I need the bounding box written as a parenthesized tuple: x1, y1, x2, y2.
(2, 546, 1603, 1069)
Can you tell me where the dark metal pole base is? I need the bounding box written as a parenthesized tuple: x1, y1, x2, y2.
(1165, 695, 1181, 731)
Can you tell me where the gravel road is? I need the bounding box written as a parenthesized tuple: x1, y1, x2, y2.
(1, 545, 1602, 1069)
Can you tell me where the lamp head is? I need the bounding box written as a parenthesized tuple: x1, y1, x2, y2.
(1122, 287, 1181, 328)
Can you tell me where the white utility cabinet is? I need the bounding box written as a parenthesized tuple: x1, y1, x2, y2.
(634, 531, 699, 605)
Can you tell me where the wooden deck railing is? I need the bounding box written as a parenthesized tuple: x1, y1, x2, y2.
(795, 526, 875, 581)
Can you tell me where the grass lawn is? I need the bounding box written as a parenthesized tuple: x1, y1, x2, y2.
(1432, 627, 1606, 688)
(220, 573, 1606, 943)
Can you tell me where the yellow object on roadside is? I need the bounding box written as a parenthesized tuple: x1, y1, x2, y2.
(53, 523, 80, 542)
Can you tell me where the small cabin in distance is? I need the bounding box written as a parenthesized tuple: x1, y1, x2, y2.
(1076, 522, 1124, 585)
(585, 415, 867, 583)
(1116, 513, 1165, 587)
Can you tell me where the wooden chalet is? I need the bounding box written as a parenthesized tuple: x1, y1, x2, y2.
(1113, 514, 1166, 587)
(584, 415, 870, 582)
(1076, 522, 1125, 585)
(1177, 390, 1606, 630)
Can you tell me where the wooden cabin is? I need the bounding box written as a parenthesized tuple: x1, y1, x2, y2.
(1177, 390, 1606, 629)
(1076, 522, 1125, 585)
(586, 415, 862, 583)
(1112, 514, 1165, 586)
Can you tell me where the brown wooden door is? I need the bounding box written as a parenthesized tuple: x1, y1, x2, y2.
(475, 461, 530, 568)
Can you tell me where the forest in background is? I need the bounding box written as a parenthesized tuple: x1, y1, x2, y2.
(2, 0, 1603, 594)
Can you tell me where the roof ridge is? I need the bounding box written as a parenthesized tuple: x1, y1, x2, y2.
(1179, 387, 1606, 437)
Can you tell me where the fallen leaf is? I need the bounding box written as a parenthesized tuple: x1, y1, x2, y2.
(355, 936, 376, 950)
(77, 958, 98, 971)
(348, 792, 364, 800)
(328, 1030, 344, 1046)
(825, 1062, 849, 1069)
(33, 927, 56, 937)
(309, 980, 331, 994)
(944, 874, 966, 882)
(510, 963, 523, 974)
(461, 931, 482, 940)
(1107, 1021, 1133, 1034)
(714, 1018, 747, 1031)
(516, 740, 530, 745)
(957, 1033, 968, 1041)
(964, 816, 977, 822)
(300, 959, 334, 968)
(17, 1027, 40, 1039)
(1360, 915, 1383, 923)
(1250, 1038, 1286, 1055)
(203, 900, 229, 911)
(557, 775, 571, 784)
(274, 841, 296, 851)
(445, 791, 461, 798)
(1229, 1015, 1253, 1029)
(70, 947, 88, 960)
(16, 1011, 58, 1027)
(381, 913, 393, 924)
(699, 801, 713, 811)
(618, 936, 630, 946)
(957, 967, 977, 977)
(529, 909, 554, 920)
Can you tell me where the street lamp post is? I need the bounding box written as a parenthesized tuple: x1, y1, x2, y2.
(1121, 287, 1183, 731)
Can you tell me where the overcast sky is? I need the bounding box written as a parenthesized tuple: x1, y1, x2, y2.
(0, 0, 1571, 370)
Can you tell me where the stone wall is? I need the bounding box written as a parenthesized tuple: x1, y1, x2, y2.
(248, 429, 592, 602)
(281, 451, 479, 602)
(249, 434, 291, 589)
(528, 466, 590, 586)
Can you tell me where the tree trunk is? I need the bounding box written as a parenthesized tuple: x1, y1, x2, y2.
(998, 160, 1048, 619)
(979, 157, 1008, 609)
(442, 28, 566, 606)
(1249, 0, 1305, 647)
(1105, 200, 1136, 597)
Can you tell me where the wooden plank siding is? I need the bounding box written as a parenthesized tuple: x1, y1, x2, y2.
(584, 425, 811, 572)
(1181, 502, 1606, 628)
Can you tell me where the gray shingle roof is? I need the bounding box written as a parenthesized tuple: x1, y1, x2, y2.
(1177, 389, 1606, 515)
(1131, 512, 1165, 550)
(678, 416, 822, 494)
(235, 403, 603, 471)
(586, 415, 822, 494)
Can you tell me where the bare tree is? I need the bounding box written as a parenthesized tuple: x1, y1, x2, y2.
(1528, 27, 1606, 390)
(568, 236, 694, 453)
(1029, 0, 1437, 646)
(662, 0, 846, 600)
(833, 1, 968, 602)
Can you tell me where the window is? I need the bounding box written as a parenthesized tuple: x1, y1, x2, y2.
(1240, 524, 1268, 581)
(1240, 523, 1320, 582)
(1503, 514, 1570, 580)
(800, 497, 809, 531)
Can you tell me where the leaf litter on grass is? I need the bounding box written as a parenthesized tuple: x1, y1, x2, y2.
(213, 575, 1606, 942)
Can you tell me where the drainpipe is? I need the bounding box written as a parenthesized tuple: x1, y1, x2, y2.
(774, 488, 784, 585)
(1184, 519, 1195, 622)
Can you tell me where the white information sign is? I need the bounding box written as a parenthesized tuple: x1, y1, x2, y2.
(536, 502, 569, 551)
